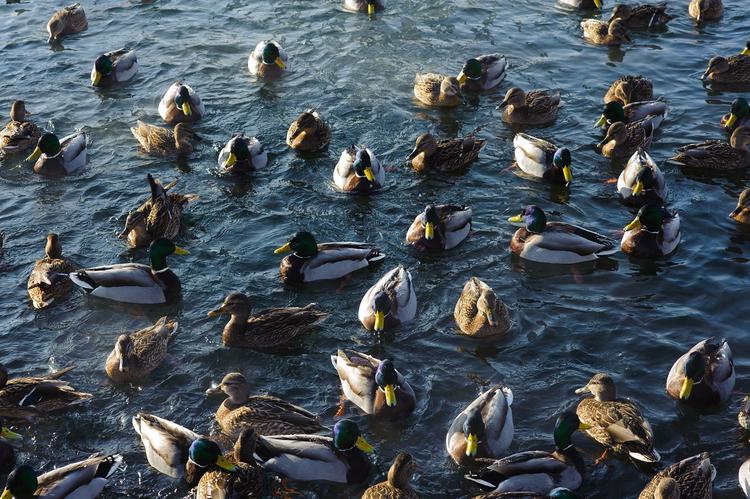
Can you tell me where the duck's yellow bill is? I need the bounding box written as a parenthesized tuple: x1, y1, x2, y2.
(424, 222, 435, 240)
(679, 378, 694, 400)
(384, 384, 397, 407)
(725, 113, 738, 129)
(275, 56, 286, 69)
(465, 433, 479, 456)
(624, 218, 641, 231)
(1, 487, 12, 499)
(0, 427, 22, 441)
(579, 422, 591, 430)
(367, 3, 375, 15)
(593, 0, 602, 7)
(225, 152, 237, 167)
(632, 179, 644, 196)
(457, 71, 468, 84)
(508, 214, 523, 223)
(355, 435, 374, 453)
(274, 242, 292, 254)
(594, 114, 607, 128)
(26, 146, 42, 162)
(374, 310, 385, 331)
(216, 455, 237, 472)
(181, 102, 192, 116)
(364, 166, 375, 182)
(91, 70, 102, 86)
(743, 47, 750, 56)
(563, 165, 573, 184)
(174, 246, 189, 255)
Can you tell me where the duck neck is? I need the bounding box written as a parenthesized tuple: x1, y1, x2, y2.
(223, 310, 250, 342)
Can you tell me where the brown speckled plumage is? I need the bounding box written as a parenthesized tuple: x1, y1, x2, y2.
(639, 453, 714, 499)
(454, 277, 510, 338)
(286, 109, 331, 152)
(671, 126, 750, 170)
(408, 133, 485, 173)
(27, 233, 74, 309)
(604, 75, 653, 105)
(105, 317, 177, 383)
(362, 452, 419, 499)
(0, 365, 91, 419)
(46, 3, 87, 43)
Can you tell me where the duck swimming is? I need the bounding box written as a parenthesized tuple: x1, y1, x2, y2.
(0, 101, 41, 155)
(688, 0, 723, 21)
(0, 364, 91, 419)
(158, 82, 205, 124)
(457, 54, 507, 93)
(248, 40, 287, 78)
(218, 134, 268, 174)
(730, 188, 750, 224)
(621, 204, 680, 258)
(406, 204, 472, 251)
(581, 18, 631, 46)
(131, 122, 194, 157)
(454, 277, 511, 338)
(27, 233, 74, 310)
(512, 133, 572, 186)
(342, 0, 385, 15)
(408, 134, 485, 174)
(105, 317, 177, 384)
(333, 145, 384, 192)
(721, 98, 750, 132)
(362, 452, 418, 499)
(617, 149, 668, 207)
(638, 453, 715, 498)
(91, 49, 138, 86)
(498, 87, 560, 125)
(604, 75, 653, 106)
(666, 338, 734, 409)
(26, 131, 87, 176)
(46, 3, 87, 44)
(701, 55, 750, 84)
(358, 265, 417, 331)
(671, 126, 750, 170)
(413, 73, 462, 107)
(286, 109, 331, 152)
(609, 4, 673, 29)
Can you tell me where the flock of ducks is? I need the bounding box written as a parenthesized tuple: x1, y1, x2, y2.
(1, 0, 750, 498)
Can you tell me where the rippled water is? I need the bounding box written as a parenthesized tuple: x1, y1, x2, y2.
(1, 0, 750, 497)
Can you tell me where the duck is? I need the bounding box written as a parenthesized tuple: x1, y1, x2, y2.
(739, 396, 750, 430)
(617, 149, 668, 207)
(575, 373, 659, 464)
(446, 385, 514, 465)
(700, 55, 750, 84)
(666, 338, 735, 408)
(581, 18, 631, 46)
(604, 75, 653, 106)
(671, 126, 750, 170)
(194, 429, 264, 499)
(130, 121, 194, 157)
(621, 204, 680, 257)
(688, 0, 722, 21)
(46, 3, 87, 44)
(253, 418, 374, 484)
(206, 372, 326, 441)
(512, 133, 572, 186)
(721, 98, 750, 133)
(406, 204, 472, 251)
(333, 145, 384, 192)
(609, 3, 673, 28)
(343, 0, 385, 15)
(218, 134, 268, 174)
(27, 233, 74, 309)
(464, 411, 587, 495)
(497, 87, 560, 125)
(362, 452, 418, 499)
(0, 419, 22, 474)
(0, 101, 41, 155)
(474, 489, 580, 499)
(0, 364, 91, 419)
(331, 350, 416, 418)
(408, 133, 485, 174)
(132, 412, 203, 479)
(1, 455, 122, 499)
(358, 265, 417, 331)
(454, 277, 510, 338)
(594, 99, 668, 130)
(69, 238, 188, 305)
(120, 174, 198, 249)
(273, 231, 385, 283)
(247, 40, 287, 79)
(557, 0, 602, 9)
(730, 188, 750, 225)
(457, 54, 507, 93)
(158, 82, 205, 124)
(638, 453, 715, 498)
(185, 438, 246, 490)
(286, 109, 331, 152)
(597, 119, 655, 160)
(26, 131, 87, 176)
(90, 48, 138, 86)
(207, 292, 326, 349)
(508, 205, 617, 264)
(105, 317, 177, 384)
(413, 73, 462, 107)
(741, 459, 750, 498)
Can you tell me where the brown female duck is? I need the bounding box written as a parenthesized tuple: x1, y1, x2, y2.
(130, 121, 194, 157)
(671, 126, 750, 170)
(609, 3, 673, 28)
(498, 87, 560, 125)
(47, 3, 87, 44)
(604, 75, 653, 105)
(0, 364, 91, 419)
(638, 453, 715, 498)
(413, 73, 462, 107)
(597, 119, 654, 160)
(701, 55, 750, 84)
(105, 317, 177, 384)
(362, 452, 419, 499)
(454, 277, 510, 338)
(0, 101, 41, 155)
(730, 188, 750, 224)
(408, 133, 485, 173)
(27, 233, 74, 309)
(286, 109, 331, 152)
(581, 18, 631, 46)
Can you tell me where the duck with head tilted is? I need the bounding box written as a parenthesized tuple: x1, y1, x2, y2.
(362, 452, 418, 499)
(454, 277, 510, 338)
(721, 98, 750, 133)
(27, 233, 74, 309)
(132, 412, 204, 479)
(158, 82, 204, 124)
(581, 18, 631, 46)
(0, 101, 41, 155)
(618, 149, 668, 207)
(91, 49, 138, 87)
(638, 453, 715, 498)
(621, 204, 680, 258)
(27, 131, 87, 176)
(666, 338, 734, 409)
(248, 40, 287, 79)
(604, 75, 653, 106)
(343, 0, 385, 15)
(0, 364, 91, 420)
(286, 109, 331, 152)
(408, 134, 485, 174)
(406, 204, 472, 251)
(513, 133, 573, 186)
(413, 73, 462, 107)
(671, 127, 750, 170)
(597, 118, 655, 160)
(498, 87, 560, 125)
(457, 55, 507, 93)
(46, 3, 87, 44)
(218, 134, 267, 174)
(358, 265, 416, 332)
(609, 3, 673, 28)
(334, 145, 384, 192)
(105, 317, 177, 384)
(730, 188, 750, 225)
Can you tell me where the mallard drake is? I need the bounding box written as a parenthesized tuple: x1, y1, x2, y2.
(254, 418, 373, 484)
(512, 133, 572, 186)
(701, 55, 750, 84)
(0, 420, 22, 474)
(604, 75, 653, 105)
(132, 412, 203, 478)
(333, 145, 384, 192)
(218, 134, 267, 174)
(206, 372, 326, 441)
(194, 429, 263, 499)
(158, 82, 205, 124)
(671, 126, 750, 170)
(0, 101, 41, 155)
(721, 98, 750, 132)
(454, 277, 510, 338)
(286, 109, 331, 152)
(131, 121, 194, 157)
(688, 0, 722, 21)
(186, 438, 244, 490)
(581, 18, 631, 46)
(1, 455, 122, 499)
(274, 231, 385, 283)
(105, 317, 177, 384)
(358, 265, 416, 331)
(207, 292, 326, 349)
(362, 452, 418, 499)
(498, 87, 560, 125)
(621, 204, 680, 257)
(413, 73, 462, 107)
(46, 3, 87, 44)
(27, 233, 74, 309)
(331, 350, 416, 418)
(408, 133, 485, 174)
(610, 3, 673, 28)
(639, 453, 715, 498)
(0, 364, 91, 419)
(739, 396, 750, 430)
(595, 99, 667, 130)
(557, 0, 602, 9)
(457, 54, 507, 93)
(731, 188, 750, 224)
(120, 174, 197, 249)
(575, 373, 659, 464)
(597, 119, 655, 160)
(666, 338, 734, 408)
(406, 204, 472, 251)
(508, 205, 617, 264)
(343, 0, 385, 15)
(446, 386, 514, 465)
(26, 132, 86, 176)
(247, 40, 287, 79)
(69, 238, 188, 305)
(91, 49, 138, 86)
(618, 149, 668, 207)
(465, 411, 587, 495)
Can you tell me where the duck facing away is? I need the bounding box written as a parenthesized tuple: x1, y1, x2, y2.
(513, 133, 573, 186)
(618, 149, 668, 207)
(581, 18, 631, 45)
(131, 121, 194, 157)
(447, 385, 514, 465)
(333, 145, 384, 192)
(413, 73, 462, 107)
(26, 132, 86, 176)
(666, 338, 735, 409)
(0, 101, 41, 155)
(457, 54, 507, 93)
(688, 0, 722, 21)
(207, 292, 326, 349)
(91, 49, 138, 86)
(498, 87, 560, 125)
(621, 204, 680, 258)
(218, 134, 268, 174)
(158, 82, 205, 124)
(671, 126, 750, 170)
(248, 40, 287, 79)
(27, 233, 74, 309)
(638, 453, 715, 498)
(286, 109, 331, 152)
(408, 134, 485, 174)
(343, 0, 385, 15)
(604, 75, 653, 105)
(454, 277, 510, 338)
(730, 188, 750, 224)
(610, 3, 673, 28)
(358, 265, 417, 331)
(105, 317, 177, 384)
(194, 429, 264, 499)
(701, 55, 750, 84)
(597, 119, 654, 160)
(132, 412, 204, 479)
(721, 98, 750, 133)
(0, 364, 91, 419)
(406, 204, 472, 251)
(362, 452, 418, 499)
(46, 3, 87, 44)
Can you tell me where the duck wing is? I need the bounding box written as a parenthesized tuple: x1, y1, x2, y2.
(132, 412, 199, 478)
(477, 53, 507, 89)
(37, 453, 122, 499)
(59, 132, 87, 174)
(331, 349, 378, 413)
(541, 223, 617, 256)
(69, 263, 166, 304)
